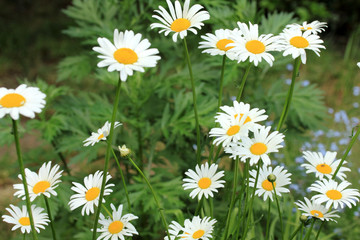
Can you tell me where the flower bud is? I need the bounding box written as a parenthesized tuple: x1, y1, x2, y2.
(118, 145, 130, 157)
(267, 174, 277, 183)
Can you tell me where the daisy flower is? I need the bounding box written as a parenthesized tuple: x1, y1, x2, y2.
(357, 62, 360, 68)
(13, 161, 63, 201)
(224, 126, 284, 166)
(180, 216, 216, 240)
(2, 204, 49, 234)
(83, 121, 122, 147)
(150, 0, 210, 42)
(164, 221, 183, 240)
(95, 204, 138, 240)
(279, 28, 325, 64)
(198, 29, 237, 60)
(69, 171, 114, 216)
(0, 84, 46, 120)
(249, 165, 291, 201)
(286, 21, 327, 35)
(228, 22, 282, 66)
(295, 197, 339, 222)
(183, 163, 225, 199)
(93, 29, 161, 81)
(301, 151, 350, 181)
(309, 179, 360, 209)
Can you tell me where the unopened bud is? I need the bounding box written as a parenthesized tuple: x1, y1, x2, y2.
(267, 174, 276, 183)
(300, 214, 308, 223)
(118, 145, 130, 157)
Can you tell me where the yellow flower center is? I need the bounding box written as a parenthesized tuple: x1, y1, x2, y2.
(300, 26, 313, 30)
(262, 179, 276, 191)
(19, 217, 30, 226)
(245, 40, 266, 54)
(290, 36, 309, 48)
(113, 48, 138, 64)
(198, 177, 212, 189)
(108, 220, 124, 234)
(310, 210, 324, 218)
(234, 113, 252, 124)
(216, 39, 234, 51)
(97, 133, 105, 140)
(250, 143, 268, 155)
(192, 230, 205, 239)
(33, 181, 51, 194)
(0, 93, 26, 108)
(226, 125, 240, 136)
(316, 164, 332, 174)
(326, 190, 342, 200)
(170, 18, 191, 32)
(85, 187, 100, 201)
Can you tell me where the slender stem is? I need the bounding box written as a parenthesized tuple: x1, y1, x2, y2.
(217, 55, 227, 110)
(51, 140, 71, 176)
(195, 197, 204, 216)
(23, 234, 26, 240)
(101, 205, 112, 217)
(241, 160, 250, 235)
(272, 182, 283, 240)
(111, 148, 131, 211)
(183, 38, 201, 165)
(304, 218, 316, 240)
(265, 198, 271, 239)
(236, 63, 252, 101)
(136, 119, 144, 170)
(12, 119, 38, 240)
(300, 223, 304, 240)
(92, 79, 122, 240)
(289, 223, 302, 240)
(276, 57, 301, 131)
(43, 195, 57, 240)
(314, 221, 324, 240)
(234, 160, 248, 240)
(127, 156, 171, 239)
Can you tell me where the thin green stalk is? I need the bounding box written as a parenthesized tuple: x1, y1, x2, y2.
(12, 119, 38, 240)
(304, 219, 316, 240)
(101, 205, 112, 217)
(43, 195, 57, 240)
(217, 55, 227, 110)
(289, 223, 302, 240)
(209, 198, 214, 218)
(299, 223, 304, 240)
(276, 57, 301, 131)
(111, 148, 131, 211)
(265, 198, 271, 239)
(183, 38, 201, 165)
(314, 221, 323, 240)
(127, 156, 171, 239)
(92, 79, 122, 240)
(51, 140, 71, 176)
(23, 234, 26, 240)
(195, 197, 204, 216)
(272, 182, 283, 240)
(236, 63, 252, 101)
(136, 117, 144, 170)
(241, 160, 250, 236)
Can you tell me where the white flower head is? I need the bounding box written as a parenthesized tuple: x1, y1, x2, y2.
(0, 84, 46, 120)
(164, 221, 183, 240)
(295, 197, 339, 222)
(83, 121, 122, 147)
(180, 216, 216, 240)
(93, 29, 161, 81)
(286, 21, 327, 35)
(119, 145, 131, 157)
(199, 29, 237, 60)
(357, 62, 360, 68)
(150, 0, 210, 42)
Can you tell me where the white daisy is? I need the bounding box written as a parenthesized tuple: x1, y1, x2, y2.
(309, 179, 360, 209)
(279, 28, 325, 64)
(295, 197, 339, 222)
(249, 165, 291, 201)
(183, 163, 225, 199)
(95, 204, 138, 240)
(93, 29, 161, 81)
(301, 151, 350, 181)
(0, 84, 46, 120)
(228, 22, 282, 66)
(286, 21, 327, 35)
(180, 216, 216, 240)
(164, 221, 183, 240)
(2, 204, 49, 234)
(83, 121, 122, 147)
(69, 171, 114, 216)
(357, 62, 360, 68)
(150, 0, 210, 42)
(224, 126, 284, 166)
(198, 29, 237, 60)
(13, 161, 63, 201)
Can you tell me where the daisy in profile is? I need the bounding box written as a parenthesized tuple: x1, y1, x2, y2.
(83, 121, 122, 147)
(249, 165, 291, 201)
(0, 84, 46, 120)
(295, 197, 339, 222)
(199, 29, 237, 60)
(183, 163, 225, 199)
(286, 21, 327, 35)
(13, 161, 63, 201)
(2, 204, 49, 234)
(225, 126, 284, 166)
(228, 22, 281, 66)
(309, 179, 360, 209)
(95, 204, 138, 240)
(164, 221, 183, 240)
(279, 28, 325, 64)
(93, 29, 161, 81)
(301, 151, 350, 180)
(150, 0, 210, 42)
(180, 216, 216, 240)
(69, 171, 114, 215)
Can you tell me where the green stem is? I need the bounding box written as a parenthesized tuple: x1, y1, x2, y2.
(101, 205, 112, 218)
(12, 119, 38, 240)
(276, 57, 301, 131)
(272, 182, 284, 240)
(92, 79, 122, 240)
(265, 198, 271, 239)
(195, 197, 204, 216)
(289, 223, 302, 240)
(136, 118, 144, 170)
(314, 221, 324, 240)
(241, 160, 250, 236)
(183, 38, 201, 165)
(304, 219, 316, 240)
(43, 195, 57, 240)
(111, 148, 131, 211)
(127, 156, 171, 239)
(217, 55, 227, 110)
(23, 234, 26, 240)
(299, 223, 304, 240)
(50, 140, 71, 176)
(236, 63, 252, 101)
